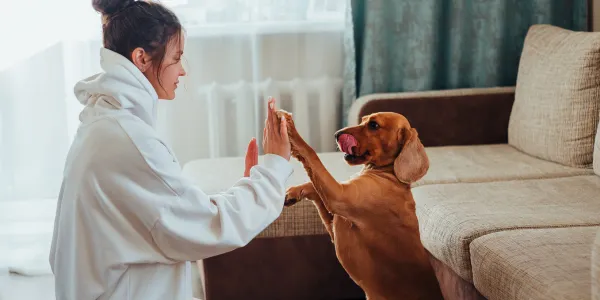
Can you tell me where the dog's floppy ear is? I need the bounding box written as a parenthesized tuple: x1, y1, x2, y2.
(394, 128, 429, 185)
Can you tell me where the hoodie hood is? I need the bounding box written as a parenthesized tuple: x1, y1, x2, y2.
(74, 47, 159, 127)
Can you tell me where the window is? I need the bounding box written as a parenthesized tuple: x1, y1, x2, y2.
(167, 0, 346, 34)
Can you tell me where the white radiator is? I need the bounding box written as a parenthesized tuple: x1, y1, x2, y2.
(199, 77, 343, 158)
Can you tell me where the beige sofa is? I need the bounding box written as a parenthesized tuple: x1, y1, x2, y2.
(183, 24, 600, 300)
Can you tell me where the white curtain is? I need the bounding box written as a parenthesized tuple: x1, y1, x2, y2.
(0, 0, 345, 286)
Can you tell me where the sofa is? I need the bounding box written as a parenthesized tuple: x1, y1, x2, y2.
(182, 24, 600, 300)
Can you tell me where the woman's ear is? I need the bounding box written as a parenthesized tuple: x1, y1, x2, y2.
(131, 47, 152, 72)
(393, 128, 429, 185)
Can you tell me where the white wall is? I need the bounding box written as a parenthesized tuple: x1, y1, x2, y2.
(0, 44, 70, 201)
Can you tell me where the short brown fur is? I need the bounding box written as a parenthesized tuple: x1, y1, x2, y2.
(279, 111, 444, 300)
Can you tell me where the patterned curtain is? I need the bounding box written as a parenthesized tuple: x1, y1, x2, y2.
(342, 0, 589, 125)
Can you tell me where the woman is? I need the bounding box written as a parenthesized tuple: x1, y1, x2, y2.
(49, 1, 292, 299)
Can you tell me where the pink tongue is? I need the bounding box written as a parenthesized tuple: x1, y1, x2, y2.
(338, 134, 357, 155)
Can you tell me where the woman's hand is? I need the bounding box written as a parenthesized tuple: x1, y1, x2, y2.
(244, 138, 258, 177)
(263, 97, 291, 161)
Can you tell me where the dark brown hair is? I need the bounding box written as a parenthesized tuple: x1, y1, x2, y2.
(92, 0, 182, 89)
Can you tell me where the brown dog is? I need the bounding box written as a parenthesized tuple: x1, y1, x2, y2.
(280, 111, 444, 300)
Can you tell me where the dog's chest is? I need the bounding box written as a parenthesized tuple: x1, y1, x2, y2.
(332, 216, 360, 250)
(331, 216, 369, 271)
(332, 215, 355, 234)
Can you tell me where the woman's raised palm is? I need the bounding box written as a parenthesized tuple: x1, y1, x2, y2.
(244, 138, 258, 177)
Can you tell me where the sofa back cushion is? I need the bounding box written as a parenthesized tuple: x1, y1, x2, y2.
(508, 24, 600, 168)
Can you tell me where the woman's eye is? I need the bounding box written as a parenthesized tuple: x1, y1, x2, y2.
(368, 121, 379, 130)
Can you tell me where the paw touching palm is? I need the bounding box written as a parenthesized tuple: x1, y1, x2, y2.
(275, 110, 304, 158)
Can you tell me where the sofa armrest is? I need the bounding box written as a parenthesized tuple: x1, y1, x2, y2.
(200, 200, 364, 300)
(200, 234, 364, 300)
(347, 86, 516, 147)
(258, 201, 328, 238)
(201, 202, 361, 300)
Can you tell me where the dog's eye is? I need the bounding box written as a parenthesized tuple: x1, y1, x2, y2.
(368, 121, 379, 130)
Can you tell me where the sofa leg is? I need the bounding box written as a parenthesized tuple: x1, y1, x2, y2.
(427, 252, 487, 300)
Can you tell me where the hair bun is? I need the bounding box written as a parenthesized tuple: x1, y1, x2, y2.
(92, 0, 136, 16)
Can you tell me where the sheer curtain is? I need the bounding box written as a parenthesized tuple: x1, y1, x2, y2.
(0, 0, 346, 279)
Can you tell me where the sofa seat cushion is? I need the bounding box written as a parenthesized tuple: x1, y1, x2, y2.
(414, 175, 600, 282)
(508, 24, 600, 168)
(183, 153, 362, 237)
(417, 144, 593, 187)
(182, 152, 361, 195)
(471, 226, 599, 300)
(182, 146, 593, 238)
(182, 145, 592, 194)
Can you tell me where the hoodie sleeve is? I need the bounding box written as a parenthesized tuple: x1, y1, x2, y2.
(137, 138, 293, 262)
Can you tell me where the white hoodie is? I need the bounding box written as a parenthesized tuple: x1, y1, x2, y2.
(49, 48, 293, 300)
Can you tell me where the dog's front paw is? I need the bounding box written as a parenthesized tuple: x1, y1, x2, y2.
(275, 110, 302, 145)
(284, 185, 306, 207)
(275, 109, 314, 160)
(275, 110, 297, 135)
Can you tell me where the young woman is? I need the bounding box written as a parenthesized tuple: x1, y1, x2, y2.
(49, 1, 292, 299)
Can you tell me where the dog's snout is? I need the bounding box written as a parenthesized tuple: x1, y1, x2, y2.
(335, 131, 343, 140)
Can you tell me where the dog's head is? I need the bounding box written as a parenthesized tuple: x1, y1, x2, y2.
(335, 112, 429, 184)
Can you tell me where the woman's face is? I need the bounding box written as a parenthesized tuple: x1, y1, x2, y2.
(135, 34, 186, 100)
